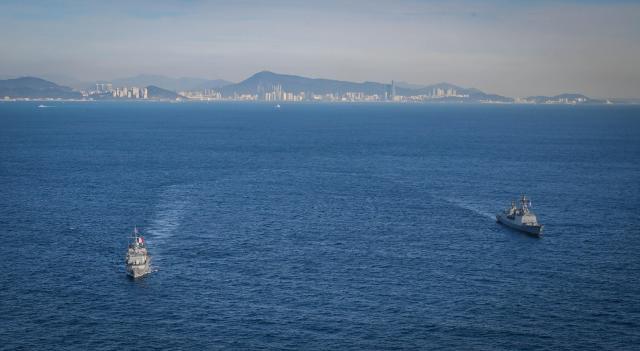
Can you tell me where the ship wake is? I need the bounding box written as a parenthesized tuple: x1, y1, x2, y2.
(439, 196, 495, 220)
(146, 184, 194, 259)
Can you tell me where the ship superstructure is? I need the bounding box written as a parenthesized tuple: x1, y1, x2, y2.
(125, 227, 151, 278)
(496, 195, 543, 236)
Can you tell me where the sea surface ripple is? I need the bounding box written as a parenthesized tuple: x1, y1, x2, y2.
(1, 102, 639, 350)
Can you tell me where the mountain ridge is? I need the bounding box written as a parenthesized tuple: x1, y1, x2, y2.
(145, 85, 185, 100)
(220, 70, 402, 96)
(219, 71, 513, 102)
(96, 74, 232, 92)
(0, 77, 82, 99)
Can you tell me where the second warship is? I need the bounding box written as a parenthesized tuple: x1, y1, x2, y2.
(496, 195, 544, 236)
(125, 227, 151, 279)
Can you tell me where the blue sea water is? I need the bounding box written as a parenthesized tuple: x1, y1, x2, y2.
(0, 102, 639, 350)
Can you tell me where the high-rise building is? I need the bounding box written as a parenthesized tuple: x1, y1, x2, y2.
(390, 80, 396, 100)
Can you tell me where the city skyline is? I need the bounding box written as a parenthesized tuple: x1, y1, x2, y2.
(1, 0, 639, 98)
(1, 72, 605, 105)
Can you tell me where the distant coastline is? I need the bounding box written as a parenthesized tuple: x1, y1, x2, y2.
(1, 72, 635, 105)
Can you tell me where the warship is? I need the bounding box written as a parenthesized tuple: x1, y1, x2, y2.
(125, 227, 151, 278)
(496, 195, 543, 236)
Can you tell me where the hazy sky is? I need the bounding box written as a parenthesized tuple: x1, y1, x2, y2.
(1, 0, 639, 97)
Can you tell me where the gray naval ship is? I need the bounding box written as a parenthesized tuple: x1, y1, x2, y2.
(496, 195, 543, 236)
(125, 227, 151, 279)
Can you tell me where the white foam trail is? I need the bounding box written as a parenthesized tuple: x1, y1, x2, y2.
(145, 184, 194, 258)
(439, 196, 495, 219)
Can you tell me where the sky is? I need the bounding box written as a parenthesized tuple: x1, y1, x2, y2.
(1, 0, 639, 98)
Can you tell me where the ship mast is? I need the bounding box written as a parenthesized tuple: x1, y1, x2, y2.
(130, 226, 144, 246)
(520, 195, 531, 213)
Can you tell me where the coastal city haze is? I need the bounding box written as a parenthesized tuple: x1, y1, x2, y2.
(1, 0, 639, 98)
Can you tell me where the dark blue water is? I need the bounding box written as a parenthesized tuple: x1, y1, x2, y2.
(1, 102, 639, 350)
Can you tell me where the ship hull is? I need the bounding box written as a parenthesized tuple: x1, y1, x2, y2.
(496, 214, 543, 237)
(126, 263, 151, 279)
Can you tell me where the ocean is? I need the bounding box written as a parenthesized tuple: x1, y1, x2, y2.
(1, 102, 639, 350)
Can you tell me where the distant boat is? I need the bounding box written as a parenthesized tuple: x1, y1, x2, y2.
(37, 104, 51, 108)
(496, 195, 544, 236)
(125, 227, 151, 279)
(275, 104, 281, 109)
